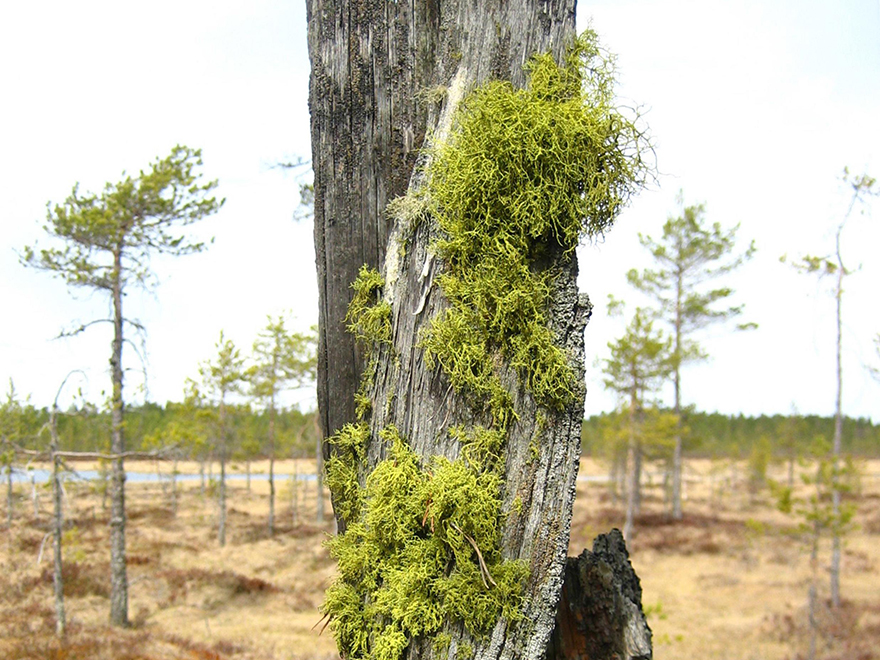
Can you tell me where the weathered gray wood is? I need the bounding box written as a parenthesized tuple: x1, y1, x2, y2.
(547, 530, 652, 660)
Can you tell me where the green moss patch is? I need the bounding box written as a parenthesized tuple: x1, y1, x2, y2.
(323, 425, 526, 660)
(346, 266, 393, 420)
(347, 265, 392, 346)
(422, 30, 648, 418)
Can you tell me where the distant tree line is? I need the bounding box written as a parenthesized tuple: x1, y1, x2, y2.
(16, 404, 876, 463)
(5, 400, 319, 460)
(582, 410, 880, 459)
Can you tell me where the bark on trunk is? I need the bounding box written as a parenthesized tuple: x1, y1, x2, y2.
(309, 2, 651, 658)
(109, 249, 129, 627)
(315, 413, 324, 524)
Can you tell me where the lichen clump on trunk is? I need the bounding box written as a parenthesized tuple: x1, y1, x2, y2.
(324, 425, 527, 658)
(323, 29, 648, 660)
(422, 29, 648, 422)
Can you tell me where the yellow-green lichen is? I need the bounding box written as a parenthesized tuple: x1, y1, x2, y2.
(449, 425, 505, 472)
(323, 425, 526, 660)
(433, 632, 452, 655)
(422, 29, 648, 416)
(347, 265, 392, 346)
(511, 495, 524, 516)
(324, 422, 369, 524)
(346, 266, 392, 421)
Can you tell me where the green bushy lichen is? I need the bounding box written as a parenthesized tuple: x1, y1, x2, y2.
(433, 632, 452, 655)
(456, 642, 474, 660)
(347, 265, 392, 346)
(323, 425, 526, 660)
(346, 266, 392, 421)
(423, 29, 648, 415)
(324, 423, 369, 524)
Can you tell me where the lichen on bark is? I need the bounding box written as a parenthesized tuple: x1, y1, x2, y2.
(321, 30, 650, 660)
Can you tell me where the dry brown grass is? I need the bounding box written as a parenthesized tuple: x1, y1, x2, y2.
(569, 458, 880, 660)
(2, 457, 878, 659)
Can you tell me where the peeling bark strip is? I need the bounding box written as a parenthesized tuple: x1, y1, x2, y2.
(547, 530, 652, 660)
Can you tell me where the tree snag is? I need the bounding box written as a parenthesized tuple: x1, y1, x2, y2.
(308, 2, 652, 658)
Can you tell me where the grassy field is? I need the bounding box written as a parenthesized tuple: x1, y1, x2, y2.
(2, 457, 878, 659)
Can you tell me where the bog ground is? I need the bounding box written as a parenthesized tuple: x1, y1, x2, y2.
(3, 458, 879, 659)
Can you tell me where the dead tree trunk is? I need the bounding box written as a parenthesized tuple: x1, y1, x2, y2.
(309, 0, 577, 445)
(50, 406, 66, 637)
(308, 2, 652, 658)
(547, 530, 652, 660)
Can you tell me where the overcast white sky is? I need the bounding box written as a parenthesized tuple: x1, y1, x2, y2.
(1, 0, 878, 423)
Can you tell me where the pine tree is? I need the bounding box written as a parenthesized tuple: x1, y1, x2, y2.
(22, 145, 222, 626)
(627, 191, 755, 520)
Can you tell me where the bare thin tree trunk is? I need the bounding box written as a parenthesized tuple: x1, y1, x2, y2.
(156, 459, 165, 496)
(808, 513, 821, 660)
(624, 400, 637, 541)
(109, 249, 129, 627)
(634, 442, 643, 516)
(218, 452, 227, 547)
(830, 243, 843, 609)
(291, 453, 298, 526)
(171, 456, 179, 518)
(268, 402, 276, 536)
(623, 442, 637, 542)
(609, 453, 621, 506)
(268, 453, 275, 535)
(671, 268, 683, 521)
(50, 407, 66, 637)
